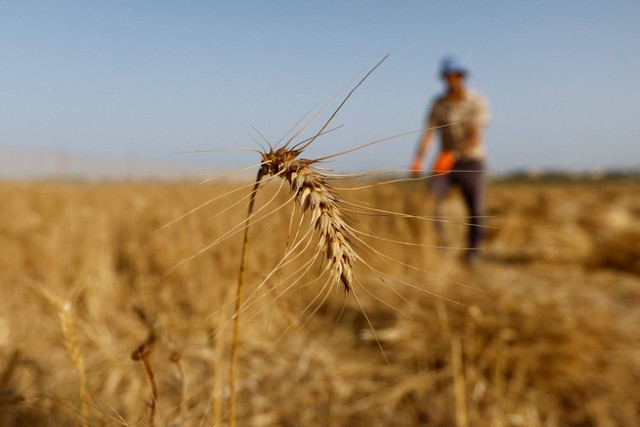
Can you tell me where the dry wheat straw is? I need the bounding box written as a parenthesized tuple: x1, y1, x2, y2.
(0, 351, 24, 406)
(451, 335, 469, 427)
(131, 306, 158, 427)
(169, 351, 188, 420)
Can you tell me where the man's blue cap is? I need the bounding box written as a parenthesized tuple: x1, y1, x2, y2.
(440, 56, 468, 77)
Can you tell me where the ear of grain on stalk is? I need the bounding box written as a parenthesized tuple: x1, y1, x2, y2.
(261, 148, 356, 292)
(35, 287, 89, 427)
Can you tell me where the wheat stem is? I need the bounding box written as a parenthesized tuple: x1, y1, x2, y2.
(230, 170, 263, 427)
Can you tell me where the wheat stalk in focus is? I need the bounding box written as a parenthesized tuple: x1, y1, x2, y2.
(228, 55, 390, 427)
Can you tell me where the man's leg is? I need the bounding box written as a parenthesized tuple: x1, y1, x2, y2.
(429, 175, 452, 247)
(452, 161, 485, 260)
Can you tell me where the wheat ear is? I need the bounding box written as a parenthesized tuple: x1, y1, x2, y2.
(263, 151, 356, 292)
(37, 288, 89, 427)
(59, 302, 89, 427)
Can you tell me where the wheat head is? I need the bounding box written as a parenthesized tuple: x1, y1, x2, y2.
(260, 147, 356, 292)
(36, 288, 89, 427)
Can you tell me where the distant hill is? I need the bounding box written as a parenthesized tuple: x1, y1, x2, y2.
(3, 147, 637, 183)
(494, 167, 640, 183)
(0, 147, 214, 181)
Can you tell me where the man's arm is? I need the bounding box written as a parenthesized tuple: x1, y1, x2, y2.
(410, 127, 435, 177)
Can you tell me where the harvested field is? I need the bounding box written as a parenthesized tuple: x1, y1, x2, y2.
(0, 179, 638, 426)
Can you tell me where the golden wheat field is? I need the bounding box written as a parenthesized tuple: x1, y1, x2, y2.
(0, 177, 639, 426)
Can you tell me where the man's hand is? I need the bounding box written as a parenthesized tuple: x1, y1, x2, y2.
(410, 157, 423, 178)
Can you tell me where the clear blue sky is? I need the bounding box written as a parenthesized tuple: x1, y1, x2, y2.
(1, 1, 639, 174)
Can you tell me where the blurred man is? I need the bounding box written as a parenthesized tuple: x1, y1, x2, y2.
(411, 57, 491, 264)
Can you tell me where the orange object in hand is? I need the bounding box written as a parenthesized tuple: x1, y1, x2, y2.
(433, 151, 457, 173)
